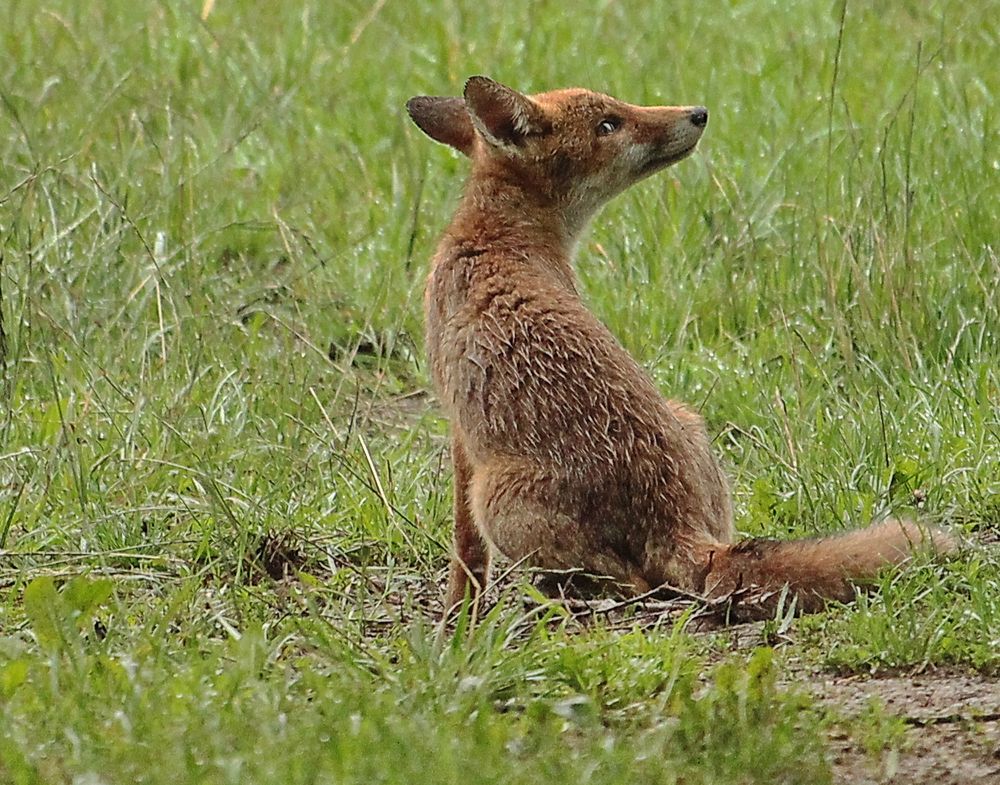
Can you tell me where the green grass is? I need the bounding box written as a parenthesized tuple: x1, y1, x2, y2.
(1, 0, 998, 782)
(4, 588, 834, 785)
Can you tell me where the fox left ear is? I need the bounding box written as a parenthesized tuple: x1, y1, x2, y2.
(406, 96, 476, 157)
(463, 76, 547, 148)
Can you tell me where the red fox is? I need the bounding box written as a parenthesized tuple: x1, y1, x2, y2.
(407, 76, 955, 616)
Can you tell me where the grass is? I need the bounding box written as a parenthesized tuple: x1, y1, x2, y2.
(1, 0, 998, 782)
(2, 590, 834, 784)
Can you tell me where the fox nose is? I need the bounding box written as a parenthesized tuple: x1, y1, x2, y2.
(689, 107, 708, 128)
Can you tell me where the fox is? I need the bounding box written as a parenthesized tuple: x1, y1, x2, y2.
(406, 75, 955, 617)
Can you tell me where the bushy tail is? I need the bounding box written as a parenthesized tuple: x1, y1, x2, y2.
(703, 519, 957, 615)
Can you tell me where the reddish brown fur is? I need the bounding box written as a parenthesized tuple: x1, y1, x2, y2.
(407, 76, 955, 615)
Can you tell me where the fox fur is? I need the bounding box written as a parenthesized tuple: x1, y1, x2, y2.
(406, 76, 955, 616)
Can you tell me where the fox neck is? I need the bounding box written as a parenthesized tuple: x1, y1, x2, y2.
(446, 165, 598, 278)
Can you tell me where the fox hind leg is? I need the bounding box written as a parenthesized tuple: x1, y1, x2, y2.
(470, 460, 650, 596)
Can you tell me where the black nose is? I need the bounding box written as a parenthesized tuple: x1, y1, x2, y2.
(689, 107, 708, 128)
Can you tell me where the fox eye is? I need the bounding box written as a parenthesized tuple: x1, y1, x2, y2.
(596, 117, 621, 136)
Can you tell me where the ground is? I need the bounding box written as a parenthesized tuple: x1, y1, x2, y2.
(819, 672, 1000, 783)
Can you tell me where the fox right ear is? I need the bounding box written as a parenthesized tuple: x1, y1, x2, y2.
(406, 96, 476, 157)
(463, 76, 546, 148)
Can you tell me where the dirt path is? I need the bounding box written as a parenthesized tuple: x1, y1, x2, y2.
(808, 673, 1000, 784)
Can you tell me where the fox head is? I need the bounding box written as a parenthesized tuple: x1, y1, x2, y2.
(407, 76, 707, 231)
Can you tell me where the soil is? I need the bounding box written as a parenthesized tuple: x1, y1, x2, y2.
(810, 672, 1000, 784)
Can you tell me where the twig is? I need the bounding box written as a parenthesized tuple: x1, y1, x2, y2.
(903, 711, 1000, 727)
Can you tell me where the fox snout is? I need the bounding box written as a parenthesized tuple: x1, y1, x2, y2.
(631, 104, 709, 176)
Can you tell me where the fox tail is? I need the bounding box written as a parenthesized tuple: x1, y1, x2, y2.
(703, 519, 957, 616)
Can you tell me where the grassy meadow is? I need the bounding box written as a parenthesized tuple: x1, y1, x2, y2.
(1, 0, 998, 782)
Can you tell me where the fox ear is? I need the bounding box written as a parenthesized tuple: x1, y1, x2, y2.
(463, 76, 546, 148)
(406, 96, 476, 157)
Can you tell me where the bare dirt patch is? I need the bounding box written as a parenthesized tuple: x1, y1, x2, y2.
(810, 673, 1000, 784)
